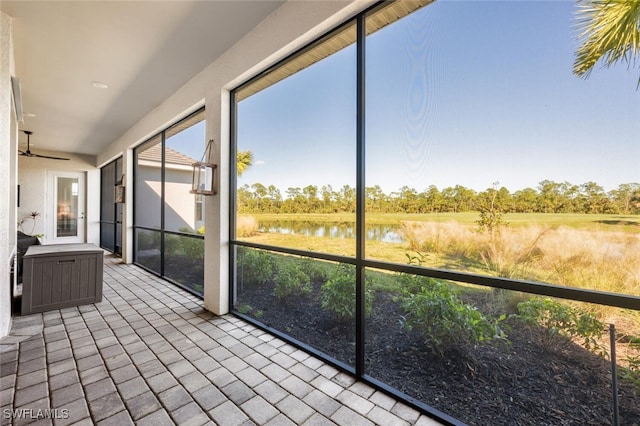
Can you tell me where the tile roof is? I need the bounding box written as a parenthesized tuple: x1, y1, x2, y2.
(138, 143, 197, 166)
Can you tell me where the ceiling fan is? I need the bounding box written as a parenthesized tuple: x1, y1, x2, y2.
(19, 130, 70, 160)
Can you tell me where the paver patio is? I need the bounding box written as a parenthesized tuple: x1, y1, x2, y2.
(1, 254, 443, 425)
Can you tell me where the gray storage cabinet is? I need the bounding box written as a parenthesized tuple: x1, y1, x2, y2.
(22, 244, 104, 315)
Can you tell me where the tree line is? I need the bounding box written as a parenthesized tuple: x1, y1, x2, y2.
(237, 180, 640, 215)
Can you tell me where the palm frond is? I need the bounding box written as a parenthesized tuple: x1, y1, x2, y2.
(237, 150, 254, 177)
(573, 0, 640, 83)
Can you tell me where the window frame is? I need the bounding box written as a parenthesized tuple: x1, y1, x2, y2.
(132, 107, 206, 297)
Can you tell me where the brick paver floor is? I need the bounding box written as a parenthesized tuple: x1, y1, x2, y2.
(0, 254, 443, 425)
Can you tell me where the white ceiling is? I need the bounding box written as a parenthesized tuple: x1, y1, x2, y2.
(2, 0, 285, 157)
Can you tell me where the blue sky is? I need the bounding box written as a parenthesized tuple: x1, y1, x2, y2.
(166, 120, 205, 162)
(237, 0, 639, 194)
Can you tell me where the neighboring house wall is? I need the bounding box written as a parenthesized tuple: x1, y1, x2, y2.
(136, 164, 197, 231)
(165, 165, 198, 232)
(136, 164, 161, 229)
(17, 153, 100, 246)
(136, 144, 200, 233)
(0, 11, 18, 338)
(96, 1, 375, 315)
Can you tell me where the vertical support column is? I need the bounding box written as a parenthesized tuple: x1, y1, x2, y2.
(203, 91, 230, 316)
(123, 148, 134, 264)
(0, 11, 15, 338)
(355, 14, 366, 378)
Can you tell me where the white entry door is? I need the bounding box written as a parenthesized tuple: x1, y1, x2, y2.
(47, 171, 86, 244)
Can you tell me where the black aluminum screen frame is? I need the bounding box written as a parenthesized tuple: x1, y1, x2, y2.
(228, 3, 640, 425)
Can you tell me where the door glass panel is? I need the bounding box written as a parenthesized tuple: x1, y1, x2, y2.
(57, 177, 79, 237)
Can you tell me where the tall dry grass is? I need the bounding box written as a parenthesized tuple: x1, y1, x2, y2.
(400, 220, 478, 260)
(237, 215, 259, 237)
(400, 220, 640, 298)
(401, 220, 640, 335)
(535, 227, 640, 323)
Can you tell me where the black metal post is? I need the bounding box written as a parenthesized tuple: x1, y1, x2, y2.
(160, 132, 166, 277)
(609, 324, 619, 426)
(355, 15, 366, 378)
(229, 92, 238, 309)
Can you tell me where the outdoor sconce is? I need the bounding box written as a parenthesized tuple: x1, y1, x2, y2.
(190, 139, 217, 195)
(114, 174, 125, 203)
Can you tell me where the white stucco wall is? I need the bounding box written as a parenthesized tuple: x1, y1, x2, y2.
(0, 11, 18, 338)
(136, 163, 197, 232)
(164, 166, 199, 232)
(97, 0, 375, 315)
(17, 152, 99, 245)
(135, 164, 162, 229)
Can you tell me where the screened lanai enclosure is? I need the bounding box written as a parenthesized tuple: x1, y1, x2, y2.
(229, 1, 640, 425)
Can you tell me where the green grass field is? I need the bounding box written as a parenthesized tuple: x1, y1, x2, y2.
(247, 212, 640, 232)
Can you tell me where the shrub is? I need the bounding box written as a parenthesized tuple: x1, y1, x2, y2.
(234, 303, 264, 319)
(138, 230, 161, 251)
(517, 298, 607, 356)
(238, 247, 273, 286)
(397, 264, 441, 296)
(399, 278, 508, 355)
(236, 304, 252, 314)
(476, 183, 507, 238)
(273, 262, 311, 299)
(622, 338, 640, 390)
(180, 236, 204, 259)
(301, 258, 329, 283)
(321, 264, 373, 320)
(164, 234, 179, 255)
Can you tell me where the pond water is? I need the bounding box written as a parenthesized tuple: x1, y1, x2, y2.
(258, 220, 404, 243)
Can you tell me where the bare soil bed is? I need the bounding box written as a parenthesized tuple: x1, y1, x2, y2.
(237, 284, 640, 426)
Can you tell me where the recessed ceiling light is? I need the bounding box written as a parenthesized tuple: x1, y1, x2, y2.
(91, 81, 108, 89)
(23, 113, 36, 118)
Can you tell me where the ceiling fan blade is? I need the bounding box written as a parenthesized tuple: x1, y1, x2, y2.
(18, 130, 70, 160)
(32, 153, 70, 160)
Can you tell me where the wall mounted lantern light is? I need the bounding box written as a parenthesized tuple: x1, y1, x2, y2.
(191, 139, 217, 195)
(114, 174, 125, 203)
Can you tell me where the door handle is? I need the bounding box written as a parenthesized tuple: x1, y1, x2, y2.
(80, 212, 85, 220)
